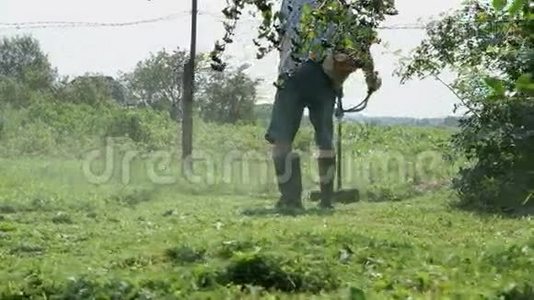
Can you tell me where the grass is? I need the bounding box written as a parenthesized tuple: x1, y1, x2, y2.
(0, 157, 533, 299)
(0, 104, 530, 298)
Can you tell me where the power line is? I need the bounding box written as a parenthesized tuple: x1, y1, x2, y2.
(0, 11, 427, 31)
(1, 8, 524, 31)
(0, 12, 190, 30)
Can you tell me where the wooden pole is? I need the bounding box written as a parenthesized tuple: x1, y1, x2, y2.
(182, 0, 197, 173)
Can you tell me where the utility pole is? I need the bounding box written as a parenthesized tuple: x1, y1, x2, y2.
(182, 0, 197, 174)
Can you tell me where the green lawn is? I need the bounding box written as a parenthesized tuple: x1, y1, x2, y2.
(0, 158, 533, 299)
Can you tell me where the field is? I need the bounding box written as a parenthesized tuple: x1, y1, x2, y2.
(0, 108, 533, 299)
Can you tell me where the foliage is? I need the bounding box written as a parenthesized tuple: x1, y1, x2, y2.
(199, 64, 260, 125)
(0, 35, 56, 91)
(210, 0, 398, 71)
(0, 95, 456, 201)
(220, 252, 339, 292)
(105, 108, 176, 150)
(0, 36, 57, 108)
(0, 77, 35, 108)
(0, 36, 129, 109)
(295, 0, 397, 65)
(121, 49, 207, 119)
(56, 75, 119, 106)
(0, 34, 264, 129)
(121, 48, 259, 125)
(0, 101, 176, 156)
(398, 0, 534, 210)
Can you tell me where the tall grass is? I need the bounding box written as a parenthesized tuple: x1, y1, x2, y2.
(0, 101, 459, 201)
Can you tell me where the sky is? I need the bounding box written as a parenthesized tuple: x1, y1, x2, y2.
(0, 0, 466, 118)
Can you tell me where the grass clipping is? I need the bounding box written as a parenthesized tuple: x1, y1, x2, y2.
(214, 252, 339, 293)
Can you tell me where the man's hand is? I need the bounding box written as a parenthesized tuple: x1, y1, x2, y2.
(365, 71, 382, 93)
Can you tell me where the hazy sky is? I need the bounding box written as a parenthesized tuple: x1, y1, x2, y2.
(0, 0, 466, 117)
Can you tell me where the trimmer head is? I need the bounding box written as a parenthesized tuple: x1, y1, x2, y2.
(308, 189, 360, 204)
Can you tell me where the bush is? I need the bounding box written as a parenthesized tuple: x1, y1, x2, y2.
(0, 100, 176, 156)
(57, 75, 117, 106)
(396, 0, 533, 211)
(453, 98, 534, 210)
(0, 78, 34, 108)
(105, 108, 175, 150)
(7, 120, 57, 155)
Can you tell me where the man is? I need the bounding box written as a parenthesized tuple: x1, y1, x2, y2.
(265, 0, 384, 210)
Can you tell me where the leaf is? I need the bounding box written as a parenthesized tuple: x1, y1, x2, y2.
(301, 3, 312, 16)
(348, 287, 366, 300)
(516, 74, 534, 94)
(483, 77, 506, 97)
(342, 37, 355, 49)
(509, 0, 526, 14)
(492, 0, 508, 11)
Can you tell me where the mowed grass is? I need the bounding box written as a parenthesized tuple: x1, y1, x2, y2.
(0, 158, 533, 299)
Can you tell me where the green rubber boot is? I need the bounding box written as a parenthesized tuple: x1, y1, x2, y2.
(273, 152, 304, 212)
(318, 157, 336, 209)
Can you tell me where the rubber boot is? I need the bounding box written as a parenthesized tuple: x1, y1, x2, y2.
(318, 157, 336, 209)
(273, 152, 304, 211)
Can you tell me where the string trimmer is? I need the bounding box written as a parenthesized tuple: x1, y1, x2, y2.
(309, 90, 374, 204)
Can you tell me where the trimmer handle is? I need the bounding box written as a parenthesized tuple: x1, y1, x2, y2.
(335, 90, 374, 118)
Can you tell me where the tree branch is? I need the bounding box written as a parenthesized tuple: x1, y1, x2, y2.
(433, 75, 480, 118)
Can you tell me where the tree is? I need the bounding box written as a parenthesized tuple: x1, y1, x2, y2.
(210, 0, 398, 71)
(0, 35, 56, 108)
(58, 75, 127, 106)
(398, 0, 533, 210)
(122, 49, 207, 120)
(0, 35, 56, 91)
(199, 65, 261, 124)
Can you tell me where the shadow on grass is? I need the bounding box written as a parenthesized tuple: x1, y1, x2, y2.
(451, 201, 534, 219)
(241, 206, 335, 217)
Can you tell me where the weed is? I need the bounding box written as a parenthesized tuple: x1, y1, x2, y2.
(165, 246, 206, 264)
(220, 252, 339, 293)
(51, 212, 74, 224)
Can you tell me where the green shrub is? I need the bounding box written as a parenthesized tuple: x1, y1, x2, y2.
(105, 108, 175, 150)
(0, 101, 178, 156)
(0, 78, 33, 108)
(57, 75, 114, 106)
(9, 120, 56, 155)
(453, 98, 534, 210)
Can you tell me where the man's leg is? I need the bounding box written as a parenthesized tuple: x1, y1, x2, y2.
(271, 145, 303, 209)
(265, 76, 305, 209)
(309, 107, 336, 209)
(305, 65, 338, 209)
